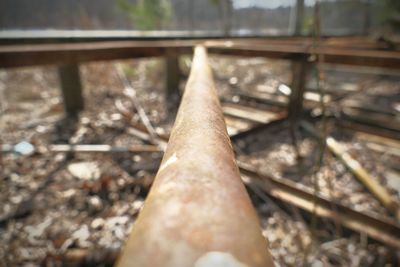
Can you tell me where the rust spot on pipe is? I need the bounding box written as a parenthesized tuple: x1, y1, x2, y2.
(115, 46, 275, 267)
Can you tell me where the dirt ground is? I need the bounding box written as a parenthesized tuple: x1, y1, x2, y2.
(1, 55, 399, 266)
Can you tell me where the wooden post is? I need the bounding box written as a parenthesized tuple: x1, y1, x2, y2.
(58, 64, 84, 117)
(165, 48, 181, 115)
(289, 60, 308, 120)
(288, 0, 306, 158)
(288, 60, 309, 159)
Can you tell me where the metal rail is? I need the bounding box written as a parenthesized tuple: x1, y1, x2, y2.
(0, 31, 374, 44)
(0, 41, 191, 68)
(239, 162, 400, 250)
(206, 43, 400, 69)
(115, 46, 275, 267)
(1, 39, 400, 69)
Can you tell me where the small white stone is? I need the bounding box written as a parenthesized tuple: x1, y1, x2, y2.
(88, 196, 103, 211)
(195, 251, 248, 267)
(91, 218, 105, 229)
(67, 161, 100, 180)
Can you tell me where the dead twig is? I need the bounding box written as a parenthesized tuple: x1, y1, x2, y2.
(114, 63, 158, 142)
(42, 248, 119, 267)
(126, 126, 167, 151)
(238, 161, 400, 250)
(49, 144, 163, 153)
(2, 143, 163, 154)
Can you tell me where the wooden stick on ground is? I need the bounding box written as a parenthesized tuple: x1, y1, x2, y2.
(49, 144, 163, 153)
(300, 121, 400, 221)
(114, 64, 158, 142)
(239, 161, 400, 250)
(1, 143, 164, 154)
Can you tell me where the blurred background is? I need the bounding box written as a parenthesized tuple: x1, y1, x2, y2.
(0, 0, 399, 36)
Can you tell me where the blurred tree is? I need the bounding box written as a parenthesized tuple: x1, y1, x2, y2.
(209, 0, 232, 36)
(116, 0, 172, 30)
(293, 0, 304, 35)
(380, 0, 400, 31)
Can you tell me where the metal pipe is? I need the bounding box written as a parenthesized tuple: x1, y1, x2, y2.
(116, 46, 275, 267)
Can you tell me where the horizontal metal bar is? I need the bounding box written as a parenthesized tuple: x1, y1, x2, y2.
(1, 39, 400, 69)
(116, 46, 275, 267)
(49, 144, 163, 153)
(207, 43, 400, 69)
(239, 162, 400, 250)
(0, 30, 371, 44)
(0, 41, 192, 68)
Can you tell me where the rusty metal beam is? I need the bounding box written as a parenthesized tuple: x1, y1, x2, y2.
(58, 64, 84, 116)
(0, 32, 386, 45)
(116, 46, 275, 267)
(206, 43, 400, 69)
(1, 39, 400, 69)
(165, 48, 181, 114)
(239, 162, 400, 250)
(0, 41, 192, 68)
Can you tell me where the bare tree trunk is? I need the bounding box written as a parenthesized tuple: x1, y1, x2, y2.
(293, 0, 305, 35)
(189, 0, 194, 31)
(222, 0, 232, 36)
(363, 0, 371, 35)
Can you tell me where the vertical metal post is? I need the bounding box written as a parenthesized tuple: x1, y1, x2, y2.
(165, 48, 181, 115)
(288, 0, 306, 158)
(58, 64, 84, 117)
(116, 46, 275, 267)
(288, 60, 309, 159)
(289, 60, 308, 120)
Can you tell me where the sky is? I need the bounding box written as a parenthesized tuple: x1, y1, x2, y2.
(233, 0, 318, 9)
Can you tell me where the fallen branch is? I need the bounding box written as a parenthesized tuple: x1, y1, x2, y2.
(114, 64, 158, 142)
(363, 142, 400, 158)
(238, 161, 400, 250)
(115, 98, 166, 138)
(222, 102, 282, 124)
(224, 115, 256, 136)
(49, 144, 163, 153)
(42, 248, 119, 267)
(356, 132, 400, 157)
(2, 143, 163, 154)
(230, 115, 288, 141)
(237, 90, 288, 107)
(342, 107, 400, 133)
(338, 119, 400, 141)
(301, 120, 400, 221)
(126, 126, 167, 151)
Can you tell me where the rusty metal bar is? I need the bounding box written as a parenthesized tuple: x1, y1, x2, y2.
(116, 46, 275, 267)
(2, 39, 400, 69)
(0, 41, 191, 68)
(165, 48, 181, 114)
(58, 64, 84, 116)
(239, 161, 400, 250)
(206, 44, 400, 69)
